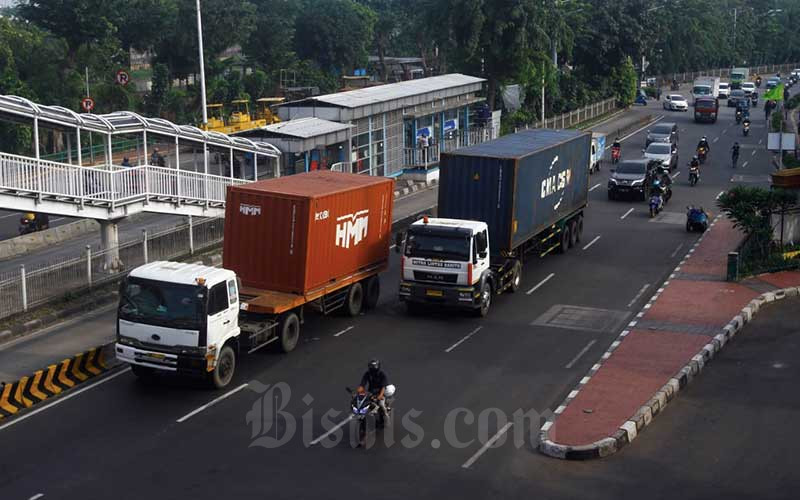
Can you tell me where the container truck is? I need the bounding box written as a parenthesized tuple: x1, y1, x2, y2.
(397, 129, 590, 317)
(116, 171, 394, 388)
(692, 76, 720, 104)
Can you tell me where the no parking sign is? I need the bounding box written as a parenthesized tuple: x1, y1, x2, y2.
(116, 69, 130, 86)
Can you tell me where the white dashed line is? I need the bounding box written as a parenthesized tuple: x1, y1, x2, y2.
(670, 243, 684, 258)
(334, 326, 355, 337)
(712, 137, 719, 143)
(461, 422, 514, 469)
(716, 191, 725, 200)
(176, 383, 249, 423)
(589, 183, 601, 192)
(310, 415, 354, 445)
(445, 326, 483, 353)
(620, 208, 635, 220)
(526, 273, 555, 295)
(565, 340, 597, 369)
(671, 170, 681, 179)
(582, 235, 601, 250)
(627, 284, 651, 308)
(751, 150, 756, 156)
(742, 161, 748, 168)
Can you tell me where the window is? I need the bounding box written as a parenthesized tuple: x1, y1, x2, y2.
(227, 280, 237, 306)
(208, 282, 229, 316)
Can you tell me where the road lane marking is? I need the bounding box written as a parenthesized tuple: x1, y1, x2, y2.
(589, 183, 601, 192)
(28, 494, 44, 500)
(713, 137, 719, 143)
(310, 415, 354, 445)
(461, 422, 514, 469)
(758, 139, 763, 145)
(751, 150, 756, 156)
(51, 217, 64, 223)
(670, 243, 684, 258)
(526, 273, 555, 295)
(620, 208, 635, 220)
(671, 170, 681, 179)
(390, 244, 396, 250)
(742, 161, 748, 168)
(627, 284, 651, 308)
(445, 326, 483, 353)
(0, 368, 131, 432)
(333, 326, 355, 337)
(0, 213, 20, 220)
(582, 235, 601, 250)
(716, 191, 725, 200)
(176, 383, 249, 423)
(565, 340, 597, 369)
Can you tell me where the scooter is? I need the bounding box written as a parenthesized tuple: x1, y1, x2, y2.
(686, 206, 709, 232)
(18, 213, 50, 235)
(611, 146, 621, 164)
(688, 164, 700, 186)
(735, 110, 743, 124)
(743, 120, 750, 136)
(697, 146, 708, 164)
(649, 193, 663, 218)
(635, 94, 648, 106)
(751, 94, 758, 107)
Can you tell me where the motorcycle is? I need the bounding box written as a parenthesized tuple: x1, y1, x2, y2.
(743, 120, 750, 136)
(688, 164, 700, 186)
(686, 206, 709, 232)
(751, 94, 758, 107)
(697, 146, 708, 164)
(735, 110, 743, 124)
(756, 76, 762, 87)
(611, 146, 621, 164)
(347, 385, 395, 447)
(671, 81, 680, 91)
(649, 193, 663, 218)
(18, 213, 49, 235)
(635, 93, 648, 106)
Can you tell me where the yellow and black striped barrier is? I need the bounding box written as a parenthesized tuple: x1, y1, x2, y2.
(0, 344, 115, 419)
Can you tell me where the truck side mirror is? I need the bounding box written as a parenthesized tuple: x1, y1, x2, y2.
(394, 232, 404, 253)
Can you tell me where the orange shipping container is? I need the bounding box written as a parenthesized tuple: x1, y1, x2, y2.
(223, 171, 394, 295)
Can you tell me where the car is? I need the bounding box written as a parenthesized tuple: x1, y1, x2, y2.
(663, 94, 688, 111)
(766, 78, 780, 90)
(728, 89, 747, 107)
(741, 82, 756, 96)
(718, 82, 730, 98)
(791, 69, 800, 80)
(645, 122, 679, 147)
(643, 142, 678, 171)
(608, 159, 659, 201)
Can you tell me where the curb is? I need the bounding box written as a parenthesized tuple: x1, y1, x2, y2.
(538, 215, 799, 460)
(394, 178, 438, 199)
(0, 342, 120, 419)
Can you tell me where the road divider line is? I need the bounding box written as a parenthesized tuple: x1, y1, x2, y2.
(671, 170, 681, 179)
(176, 383, 249, 423)
(620, 208, 635, 220)
(0, 368, 130, 432)
(716, 191, 725, 200)
(526, 273, 555, 295)
(565, 340, 597, 369)
(589, 183, 601, 192)
(582, 235, 601, 251)
(461, 422, 514, 469)
(0, 213, 19, 220)
(627, 284, 651, 308)
(310, 415, 354, 445)
(445, 326, 483, 353)
(333, 326, 355, 337)
(742, 161, 748, 168)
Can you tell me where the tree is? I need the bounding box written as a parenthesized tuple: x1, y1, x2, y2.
(610, 57, 637, 106)
(244, 0, 298, 71)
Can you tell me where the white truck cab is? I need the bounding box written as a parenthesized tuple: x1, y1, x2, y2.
(116, 261, 241, 387)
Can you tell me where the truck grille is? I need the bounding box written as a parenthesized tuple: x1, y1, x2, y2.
(413, 271, 458, 284)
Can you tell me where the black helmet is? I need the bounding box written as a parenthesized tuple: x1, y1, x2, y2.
(368, 359, 380, 373)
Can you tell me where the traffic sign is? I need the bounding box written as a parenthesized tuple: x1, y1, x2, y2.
(116, 69, 130, 86)
(81, 97, 95, 112)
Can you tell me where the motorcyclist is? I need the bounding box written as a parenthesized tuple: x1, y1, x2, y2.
(690, 155, 700, 169)
(612, 137, 621, 149)
(359, 359, 389, 420)
(697, 136, 711, 154)
(731, 142, 740, 167)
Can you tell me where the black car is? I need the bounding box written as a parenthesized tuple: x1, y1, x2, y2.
(608, 159, 659, 201)
(728, 89, 747, 107)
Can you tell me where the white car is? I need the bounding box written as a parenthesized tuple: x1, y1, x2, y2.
(663, 94, 688, 111)
(719, 82, 730, 98)
(643, 142, 677, 171)
(792, 69, 800, 79)
(741, 82, 756, 96)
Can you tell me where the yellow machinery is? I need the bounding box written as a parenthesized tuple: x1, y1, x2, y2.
(227, 99, 266, 132)
(201, 103, 228, 133)
(256, 97, 285, 124)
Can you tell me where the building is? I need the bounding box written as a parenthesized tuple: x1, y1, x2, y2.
(277, 74, 490, 178)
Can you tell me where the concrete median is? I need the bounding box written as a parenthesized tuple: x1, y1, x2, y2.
(0, 219, 100, 261)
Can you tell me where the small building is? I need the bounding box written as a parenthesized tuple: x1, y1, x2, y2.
(277, 74, 490, 178)
(236, 117, 352, 176)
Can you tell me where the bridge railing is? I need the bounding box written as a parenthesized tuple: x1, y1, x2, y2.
(0, 152, 248, 208)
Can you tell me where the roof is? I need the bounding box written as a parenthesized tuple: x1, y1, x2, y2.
(130, 261, 234, 287)
(260, 117, 351, 139)
(447, 129, 588, 160)
(234, 170, 392, 198)
(411, 218, 483, 231)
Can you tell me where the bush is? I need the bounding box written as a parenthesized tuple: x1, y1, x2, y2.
(787, 94, 800, 109)
(643, 86, 658, 98)
(771, 110, 784, 132)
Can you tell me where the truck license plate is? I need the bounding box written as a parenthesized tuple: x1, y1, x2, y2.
(426, 289, 443, 297)
(144, 353, 166, 360)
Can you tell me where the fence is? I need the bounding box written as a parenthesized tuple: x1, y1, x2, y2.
(656, 62, 800, 85)
(519, 97, 617, 131)
(0, 216, 225, 320)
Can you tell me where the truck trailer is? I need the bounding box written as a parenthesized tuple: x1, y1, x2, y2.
(116, 171, 394, 388)
(397, 129, 590, 317)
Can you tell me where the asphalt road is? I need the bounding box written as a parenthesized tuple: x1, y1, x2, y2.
(0, 210, 75, 241)
(0, 90, 784, 499)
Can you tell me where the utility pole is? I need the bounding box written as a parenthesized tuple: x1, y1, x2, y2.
(733, 8, 738, 53)
(196, 0, 208, 125)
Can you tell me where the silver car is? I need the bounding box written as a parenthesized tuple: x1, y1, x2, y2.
(643, 142, 677, 171)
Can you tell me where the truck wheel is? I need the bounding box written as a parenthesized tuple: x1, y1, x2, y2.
(363, 276, 380, 310)
(575, 216, 584, 243)
(568, 220, 578, 248)
(475, 282, 492, 317)
(210, 345, 236, 389)
(131, 364, 156, 382)
(558, 226, 570, 254)
(345, 282, 364, 317)
(509, 260, 522, 293)
(279, 312, 300, 353)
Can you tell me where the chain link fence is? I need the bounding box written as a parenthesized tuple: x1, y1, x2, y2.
(0, 217, 224, 320)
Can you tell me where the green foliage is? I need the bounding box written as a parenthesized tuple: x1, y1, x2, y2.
(771, 110, 784, 132)
(610, 57, 638, 106)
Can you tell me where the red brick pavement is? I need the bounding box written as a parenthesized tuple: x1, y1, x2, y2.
(753, 270, 800, 289)
(678, 217, 741, 278)
(644, 280, 760, 327)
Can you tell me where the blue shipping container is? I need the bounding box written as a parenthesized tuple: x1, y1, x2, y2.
(438, 129, 590, 254)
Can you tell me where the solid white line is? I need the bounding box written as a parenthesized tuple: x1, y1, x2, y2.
(627, 283, 651, 308)
(0, 368, 131, 432)
(445, 326, 483, 353)
(565, 340, 597, 369)
(461, 422, 514, 469)
(671, 170, 681, 179)
(50, 217, 64, 223)
(333, 326, 355, 337)
(28, 495, 44, 500)
(176, 383, 249, 423)
(0, 213, 19, 220)
(716, 191, 725, 200)
(670, 243, 684, 258)
(589, 183, 601, 192)
(620, 207, 635, 220)
(582, 235, 601, 250)
(310, 415, 354, 445)
(526, 272, 555, 295)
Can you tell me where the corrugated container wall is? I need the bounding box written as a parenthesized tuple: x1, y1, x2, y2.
(223, 171, 394, 295)
(438, 129, 590, 254)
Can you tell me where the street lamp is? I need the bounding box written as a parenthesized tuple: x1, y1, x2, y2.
(196, 0, 208, 125)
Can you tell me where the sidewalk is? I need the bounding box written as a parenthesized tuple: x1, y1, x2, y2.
(540, 216, 800, 459)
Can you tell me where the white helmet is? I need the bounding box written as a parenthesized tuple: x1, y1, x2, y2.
(384, 384, 396, 398)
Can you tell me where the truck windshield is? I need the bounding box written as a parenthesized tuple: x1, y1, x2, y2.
(119, 277, 205, 329)
(405, 230, 471, 261)
(732, 73, 745, 80)
(693, 86, 711, 95)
